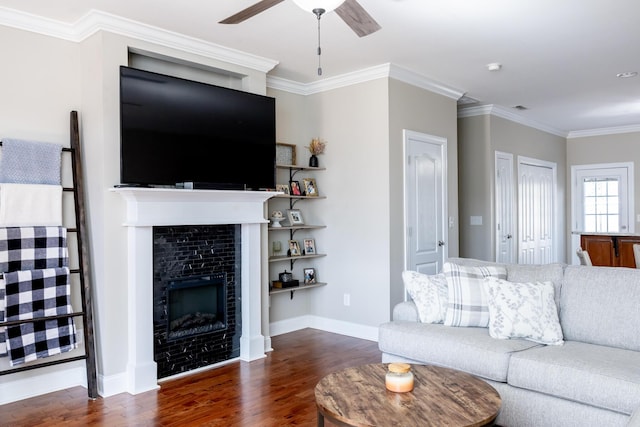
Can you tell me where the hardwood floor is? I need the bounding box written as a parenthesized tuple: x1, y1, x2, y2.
(1, 329, 381, 426)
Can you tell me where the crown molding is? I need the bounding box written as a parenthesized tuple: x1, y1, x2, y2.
(0, 6, 76, 40)
(567, 124, 640, 139)
(0, 7, 278, 74)
(387, 64, 464, 100)
(458, 104, 567, 137)
(267, 63, 464, 100)
(268, 63, 390, 95)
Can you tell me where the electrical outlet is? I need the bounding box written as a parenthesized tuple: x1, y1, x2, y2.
(343, 293, 351, 306)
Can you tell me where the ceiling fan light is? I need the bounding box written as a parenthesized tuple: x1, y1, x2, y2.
(292, 0, 345, 13)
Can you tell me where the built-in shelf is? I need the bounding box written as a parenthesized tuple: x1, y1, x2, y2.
(274, 194, 327, 200)
(268, 225, 326, 232)
(276, 164, 326, 171)
(269, 161, 326, 298)
(268, 254, 327, 262)
(269, 282, 327, 298)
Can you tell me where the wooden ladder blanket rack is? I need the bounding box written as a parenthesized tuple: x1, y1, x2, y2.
(0, 111, 98, 399)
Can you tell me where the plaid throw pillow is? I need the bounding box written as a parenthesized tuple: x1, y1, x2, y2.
(443, 262, 507, 327)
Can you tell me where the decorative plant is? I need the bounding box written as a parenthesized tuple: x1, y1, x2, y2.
(306, 138, 327, 156)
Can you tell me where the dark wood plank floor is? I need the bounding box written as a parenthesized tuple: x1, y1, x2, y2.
(1, 328, 381, 426)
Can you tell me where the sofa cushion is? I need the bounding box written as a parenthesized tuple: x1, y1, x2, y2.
(561, 266, 640, 351)
(378, 320, 541, 382)
(483, 277, 564, 345)
(506, 263, 565, 306)
(443, 262, 507, 327)
(402, 271, 448, 324)
(508, 341, 640, 415)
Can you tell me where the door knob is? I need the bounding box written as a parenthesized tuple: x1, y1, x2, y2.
(506, 234, 512, 239)
(438, 240, 445, 247)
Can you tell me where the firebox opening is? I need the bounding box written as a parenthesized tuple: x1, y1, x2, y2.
(167, 273, 227, 340)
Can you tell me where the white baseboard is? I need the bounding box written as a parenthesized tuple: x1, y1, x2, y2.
(0, 360, 86, 405)
(269, 315, 379, 342)
(98, 371, 128, 397)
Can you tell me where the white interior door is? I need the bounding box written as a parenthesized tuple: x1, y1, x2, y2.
(518, 157, 556, 264)
(495, 152, 515, 263)
(404, 130, 447, 276)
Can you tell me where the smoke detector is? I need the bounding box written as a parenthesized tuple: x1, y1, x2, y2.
(486, 63, 502, 72)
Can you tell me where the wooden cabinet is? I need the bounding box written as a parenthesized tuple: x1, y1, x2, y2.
(580, 234, 640, 268)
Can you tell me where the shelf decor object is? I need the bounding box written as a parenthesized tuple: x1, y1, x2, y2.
(306, 138, 326, 167)
(276, 142, 296, 166)
(270, 210, 285, 227)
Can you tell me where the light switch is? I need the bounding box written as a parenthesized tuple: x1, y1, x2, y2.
(470, 216, 483, 226)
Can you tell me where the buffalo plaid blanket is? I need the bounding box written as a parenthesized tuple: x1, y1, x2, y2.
(0, 226, 68, 273)
(3, 267, 76, 366)
(0, 226, 68, 357)
(0, 278, 5, 356)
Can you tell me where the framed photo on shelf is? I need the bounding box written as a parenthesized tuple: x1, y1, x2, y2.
(290, 180, 302, 196)
(288, 240, 302, 256)
(275, 184, 290, 195)
(302, 178, 318, 197)
(303, 238, 316, 255)
(276, 142, 296, 166)
(304, 268, 316, 284)
(287, 209, 305, 225)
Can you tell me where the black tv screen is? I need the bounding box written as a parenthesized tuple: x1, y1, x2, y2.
(119, 66, 276, 190)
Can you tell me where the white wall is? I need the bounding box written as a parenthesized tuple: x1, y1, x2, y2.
(267, 77, 461, 333)
(0, 25, 87, 403)
(388, 78, 459, 311)
(306, 79, 391, 330)
(458, 115, 567, 262)
(267, 80, 391, 339)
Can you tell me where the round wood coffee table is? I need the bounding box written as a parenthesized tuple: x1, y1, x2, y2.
(315, 363, 500, 427)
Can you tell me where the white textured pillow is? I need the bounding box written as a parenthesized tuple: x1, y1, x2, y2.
(443, 263, 507, 327)
(482, 277, 564, 345)
(402, 271, 448, 324)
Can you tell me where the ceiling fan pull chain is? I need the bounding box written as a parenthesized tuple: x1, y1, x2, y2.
(313, 8, 325, 76)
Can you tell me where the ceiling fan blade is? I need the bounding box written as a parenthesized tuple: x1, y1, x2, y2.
(335, 0, 381, 37)
(219, 0, 285, 24)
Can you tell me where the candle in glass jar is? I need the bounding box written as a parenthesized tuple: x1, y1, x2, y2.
(385, 363, 414, 392)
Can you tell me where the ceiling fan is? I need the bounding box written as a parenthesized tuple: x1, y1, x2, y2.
(219, 0, 381, 38)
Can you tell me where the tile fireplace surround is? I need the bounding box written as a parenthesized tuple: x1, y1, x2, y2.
(113, 188, 276, 394)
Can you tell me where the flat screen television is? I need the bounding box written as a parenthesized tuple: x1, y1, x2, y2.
(119, 66, 276, 190)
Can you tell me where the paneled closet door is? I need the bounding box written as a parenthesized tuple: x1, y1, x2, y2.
(495, 152, 515, 264)
(518, 157, 556, 264)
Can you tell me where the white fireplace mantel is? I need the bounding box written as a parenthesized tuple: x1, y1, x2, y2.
(112, 187, 276, 394)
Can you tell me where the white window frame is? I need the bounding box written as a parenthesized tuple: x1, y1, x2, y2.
(571, 162, 635, 234)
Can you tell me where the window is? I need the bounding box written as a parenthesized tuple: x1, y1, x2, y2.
(583, 177, 619, 232)
(572, 163, 634, 233)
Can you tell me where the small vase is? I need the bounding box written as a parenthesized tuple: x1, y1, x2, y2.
(309, 154, 319, 167)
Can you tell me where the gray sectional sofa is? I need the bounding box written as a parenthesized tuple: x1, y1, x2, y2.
(378, 258, 640, 426)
